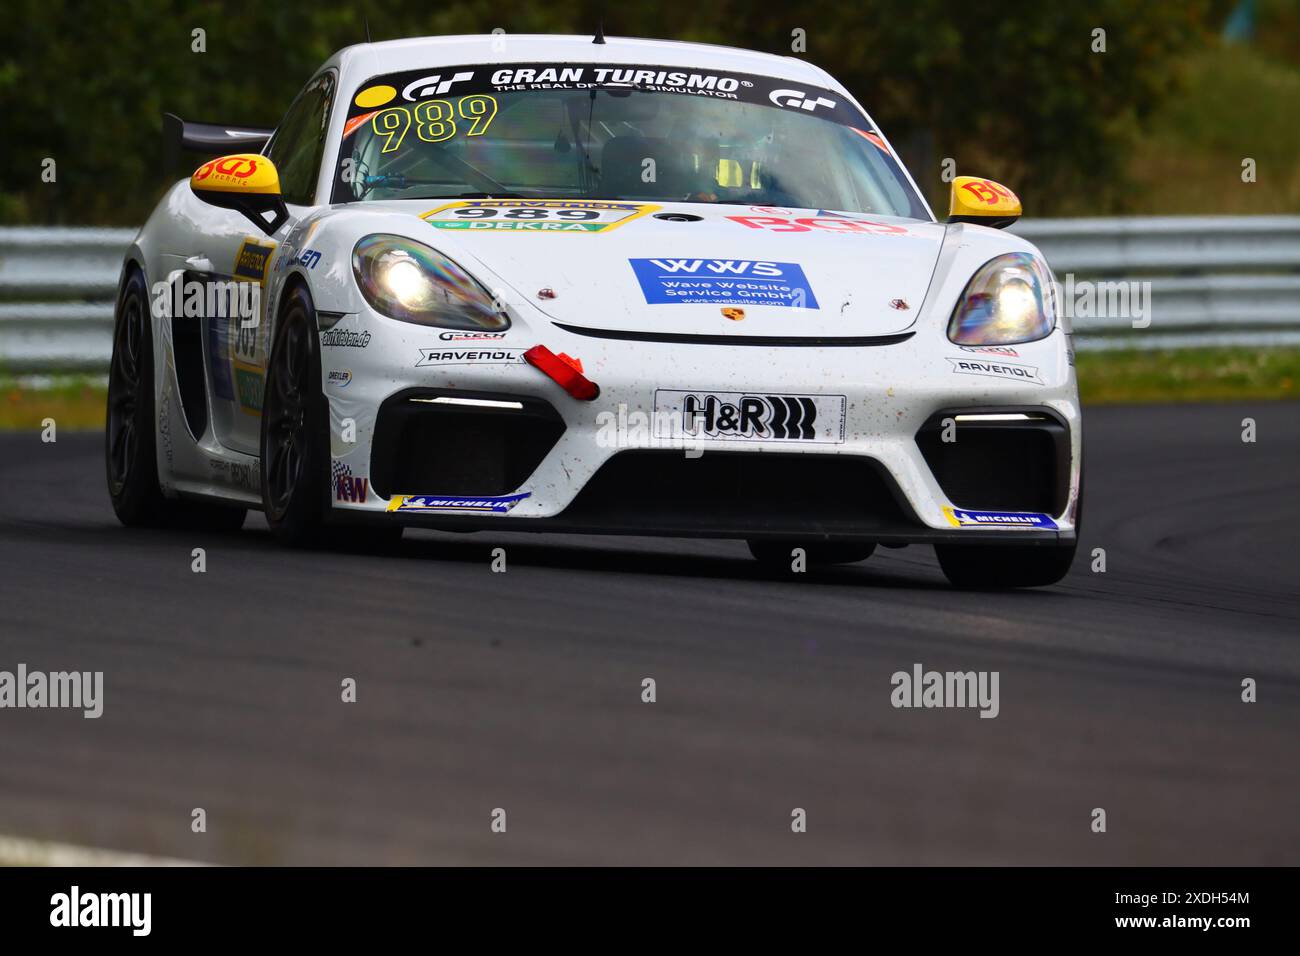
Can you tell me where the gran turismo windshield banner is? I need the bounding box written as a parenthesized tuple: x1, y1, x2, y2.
(345, 63, 872, 131)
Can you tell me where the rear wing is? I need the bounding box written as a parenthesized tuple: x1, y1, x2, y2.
(163, 112, 274, 172)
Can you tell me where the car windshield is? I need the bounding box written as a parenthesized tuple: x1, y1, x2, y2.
(332, 63, 929, 219)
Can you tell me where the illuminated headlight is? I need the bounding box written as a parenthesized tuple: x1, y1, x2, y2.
(352, 234, 508, 330)
(947, 252, 1055, 345)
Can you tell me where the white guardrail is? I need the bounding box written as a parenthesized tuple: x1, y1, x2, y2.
(1, 216, 1298, 373)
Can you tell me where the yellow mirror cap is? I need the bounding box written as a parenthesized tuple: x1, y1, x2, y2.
(191, 154, 280, 195)
(950, 176, 1022, 219)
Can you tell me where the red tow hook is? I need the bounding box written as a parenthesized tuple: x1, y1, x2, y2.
(523, 345, 600, 401)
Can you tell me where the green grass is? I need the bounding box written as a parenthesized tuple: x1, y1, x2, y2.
(0, 377, 106, 431)
(2, 349, 1296, 432)
(1075, 347, 1300, 404)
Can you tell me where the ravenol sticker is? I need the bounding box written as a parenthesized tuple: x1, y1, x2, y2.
(387, 492, 530, 514)
(415, 348, 525, 367)
(629, 258, 819, 309)
(946, 357, 1043, 385)
(422, 199, 656, 233)
(943, 506, 1057, 530)
(233, 238, 275, 285)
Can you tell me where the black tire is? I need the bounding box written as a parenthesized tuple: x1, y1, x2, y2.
(107, 268, 245, 532)
(259, 285, 402, 552)
(261, 283, 333, 547)
(747, 540, 876, 568)
(934, 541, 1077, 589)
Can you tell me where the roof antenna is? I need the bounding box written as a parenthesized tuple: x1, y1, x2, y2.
(364, 15, 372, 43)
(593, 20, 605, 45)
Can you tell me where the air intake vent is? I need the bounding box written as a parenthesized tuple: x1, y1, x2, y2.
(916, 409, 1069, 515)
(369, 389, 565, 499)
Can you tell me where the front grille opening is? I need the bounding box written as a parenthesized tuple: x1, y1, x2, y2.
(561, 451, 916, 535)
(370, 390, 565, 499)
(916, 410, 1069, 515)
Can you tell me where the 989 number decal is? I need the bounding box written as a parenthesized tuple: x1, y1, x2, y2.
(453, 207, 600, 221)
(370, 95, 498, 152)
(422, 200, 656, 233)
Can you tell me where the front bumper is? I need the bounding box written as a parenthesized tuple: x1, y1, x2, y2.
(320, 308, 1081, 546)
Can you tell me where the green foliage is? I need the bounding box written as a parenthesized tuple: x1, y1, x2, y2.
(0, 0, 1236, 223)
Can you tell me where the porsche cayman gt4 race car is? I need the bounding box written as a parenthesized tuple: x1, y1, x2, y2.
(107, 33, 1082, 588)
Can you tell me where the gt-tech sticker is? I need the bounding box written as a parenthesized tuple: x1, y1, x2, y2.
(440, 330, 508, 342)
(946, 357, 1043, 385)
(387, 493, 530, 514)
(629, 259, 819, 309)
(654, 390, 845, 443)
(943, 506, 1058, 530)
(422, 199, 657, 233)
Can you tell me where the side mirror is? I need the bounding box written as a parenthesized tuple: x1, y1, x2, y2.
(190, 154, 289, 235)
(948, 176, 1022, 229)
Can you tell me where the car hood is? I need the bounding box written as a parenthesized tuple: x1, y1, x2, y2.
(360, 200, 945, 338)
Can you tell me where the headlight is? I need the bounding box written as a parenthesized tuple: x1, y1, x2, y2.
(947, 252, 1055, 345)
(352, 234, 509, 330)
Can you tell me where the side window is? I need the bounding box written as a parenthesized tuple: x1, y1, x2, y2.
(265, 72, 335, 205)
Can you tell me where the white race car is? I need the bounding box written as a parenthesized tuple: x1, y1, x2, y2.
(108, 33, 1081, 587)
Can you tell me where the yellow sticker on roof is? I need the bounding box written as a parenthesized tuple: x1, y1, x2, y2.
(421, 199, 658, 233)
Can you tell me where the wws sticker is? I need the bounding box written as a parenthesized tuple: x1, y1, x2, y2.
(630, 258, 818, 309)
(942, 506, 1057, 530)
(422, 200, 656, 233)
(387, 493, 530, 514)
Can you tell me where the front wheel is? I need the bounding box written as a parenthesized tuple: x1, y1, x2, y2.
(261, 284, 332, 547)
(934, 541, 1077, 589)
(259, 285, 401, 552)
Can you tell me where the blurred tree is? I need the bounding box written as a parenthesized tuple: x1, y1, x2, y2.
(0, 0, 1228, 223)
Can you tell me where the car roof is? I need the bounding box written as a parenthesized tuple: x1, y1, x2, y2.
(322, 33, 847, 95)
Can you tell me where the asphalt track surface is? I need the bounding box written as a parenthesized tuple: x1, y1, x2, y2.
(0, 403, 1296, 865)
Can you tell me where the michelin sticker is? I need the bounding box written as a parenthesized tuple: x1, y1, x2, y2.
(943, 506, 1057, 530)
(630, 258, 819, 309)
(387, 493, 530, 514)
